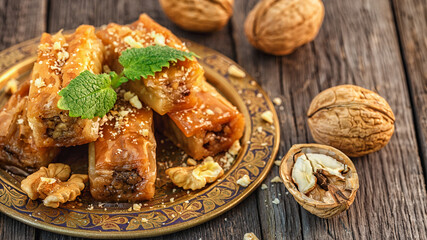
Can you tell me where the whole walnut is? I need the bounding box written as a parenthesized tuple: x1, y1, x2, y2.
(159, 0, 234, 32)
(307, 85, 395, 157)
(244, 0, 324, 55)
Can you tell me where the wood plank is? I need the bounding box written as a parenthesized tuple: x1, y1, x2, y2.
(0, 0, 46, 239)
(232, 0, 427, 239)
(391, 0, 427, 180)
(299, 1, 427, 238)
(41, 0, 261, 239)
(0, 0, 46, 50)
(231, 1, 304, 239)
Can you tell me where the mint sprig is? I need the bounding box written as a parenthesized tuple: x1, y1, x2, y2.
(57, 45, 197, 119)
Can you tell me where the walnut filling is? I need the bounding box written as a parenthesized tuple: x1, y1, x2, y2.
(163, 78, 191, 102)
(104, 169, 143, 196)
(202, 123, 231, 150)
(44, 113, 77, 139)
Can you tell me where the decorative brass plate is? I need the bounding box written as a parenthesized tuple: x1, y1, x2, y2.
(0, 38, 280, 238)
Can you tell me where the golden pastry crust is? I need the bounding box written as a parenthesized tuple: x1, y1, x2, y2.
(158, 83, 245, 160)
(0, 81, 59, 172)
(89, 96, 156, 202)
(27, 25, 104, 148)
(96, 14, 205, 115)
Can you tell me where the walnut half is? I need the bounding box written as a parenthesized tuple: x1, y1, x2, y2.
(166, 157, 224, 190)
(280, 144, 359, 218)
(21, 163, 88, 208)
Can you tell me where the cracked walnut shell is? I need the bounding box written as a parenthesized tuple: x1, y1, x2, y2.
(166, 158, 224, 190)
(159, 0, 234, 32)
(280, 144, 359, 218)
(307, 85, 395, 157)
(21, 163, 88, 208)
(244, 0, 324, 55)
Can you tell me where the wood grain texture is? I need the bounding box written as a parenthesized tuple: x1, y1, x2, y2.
(0, 0, 46, 239)
(231, 1, 304, 239)
(0, 0, 426, 239)
(0, 0, 46, 50)
(232, 0, 427, 239)
(391, 0, 427, 181)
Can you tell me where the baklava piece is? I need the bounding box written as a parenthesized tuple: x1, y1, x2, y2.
(0, 81, 60, 173)
(88, 93, 156, 202)
(96, 14, 205, 115)
(27, 25, 104, 147)
(156, 83, 245, 160)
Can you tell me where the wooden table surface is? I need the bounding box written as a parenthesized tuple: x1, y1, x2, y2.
(0, 0, 426, 239)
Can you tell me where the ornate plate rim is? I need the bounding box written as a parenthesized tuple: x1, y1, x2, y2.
(0, 37, 280, 239)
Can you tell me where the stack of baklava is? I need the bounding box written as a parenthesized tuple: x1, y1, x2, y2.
(0, 14, 244, 202)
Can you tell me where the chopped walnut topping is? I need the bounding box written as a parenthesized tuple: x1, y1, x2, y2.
(53, 41, 62, 50)
(261, 184, 268, 190)
(272, 198, 280, 204)
(34, 78, 46, 88)
(129, 95, 143, 109)
(261, 111, 274, 124)
(237, 175, 251, 187)
(124, 36, 144, 48)
(206, 109, 215, 115)
(228, 65, 246, 78)
(274, 160, 282, 166)
(140, 129, 149, 137)
(153, 33, 166, 45)
(187, 158, 197, 166)
(124, 91, 136, 101)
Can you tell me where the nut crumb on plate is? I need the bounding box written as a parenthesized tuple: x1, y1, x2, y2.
(261, 184, 268, 190)
(228, 65, 246, 78)
(261, 111, 274, 124)
(271, 176, 282, 183)
(236, 174, 251, 187)
(273, 97, 282, 106)
(272, 198, 280, 204)
(244, 232, 259, 240)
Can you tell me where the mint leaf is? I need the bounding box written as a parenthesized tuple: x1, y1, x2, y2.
(119, 45, 197, 80)
(57, 70, 117, 119)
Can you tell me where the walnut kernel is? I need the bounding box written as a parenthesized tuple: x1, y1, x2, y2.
(280, 144, 359, 218)
(166, 158, 224, 190)
(21, 163, 88, 208)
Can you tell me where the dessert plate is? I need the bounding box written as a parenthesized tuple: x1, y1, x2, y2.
(0, 37, 280, 238)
